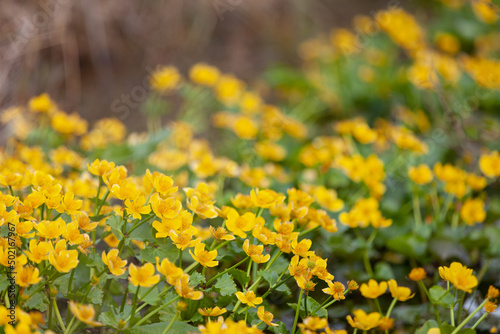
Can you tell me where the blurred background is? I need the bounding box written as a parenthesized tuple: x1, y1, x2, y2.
(0, 0, 411, 132)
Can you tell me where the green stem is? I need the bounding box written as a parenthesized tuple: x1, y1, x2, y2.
(298, 225, 320, 237)
(162, 312, 178, 334)
(64, 317, 77, 334)
(385, 298, 398, 318)
(451, 299, 489, 334)
(178, 248, 183, 268)
(291, 289, 304, 334)
(206, 257, 249, 286)
(53, 299, 67, 332)
(413, 189, 423, 227)
(450, 289, 456, 326)
(456, 290, 466, 324)
(471, 312, 488, 329)
(130, 285, 141, 326)
(363, 249, 374, 277)
(374, 298, 383, 314)
(133, 296, 181, 327)
(244, 306, 249, 323)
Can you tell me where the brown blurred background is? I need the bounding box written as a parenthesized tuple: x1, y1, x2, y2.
(1, 0, 394, 132)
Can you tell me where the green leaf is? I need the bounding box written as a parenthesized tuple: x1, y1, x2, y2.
(257, 270, 290, 294)
(106, 215, 124, 240)
(269, 321, 289, 334)
(288, 296, 327, 318)
(374, 262, 394, 280)
(99, 310, 119, 328)
(230, 269, 250, 288)
(415, 320, 439, 334)
(24, 292, 48, 312)
(129, 219, 155, 243)
(85, 252, 106, 272)
(90, 213, 110, 222)
(429, 286, 454, 306)
(386, 233, 427, 258)
(88, 286, 104, 304)
(189, 272, 206, 288)
(128, 283, 159, 305)
(140, 246, 178, 264)
(214, 273, 237, 296)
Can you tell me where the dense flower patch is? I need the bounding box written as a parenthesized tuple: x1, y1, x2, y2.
(1, 1, 500, 333)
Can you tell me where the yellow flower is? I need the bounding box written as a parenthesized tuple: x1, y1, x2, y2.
(250, 189, 286, 208)
(198, 306, 227, 317)
(175, 274, 204, 300)
(29, 93, 55, 113)
(73, 213, 98, 232)
(68, 301, 102, 326)
(299, 316, 328, 331)
(291, 239, 314, 257)
(435, 32, 460, 55)
(479, 151, 500, 178)
(242, 239, 270, 264)
(35, 218, 66, 239)
(233, 116, 258, 140)
(313, 186, 344, 212)
(255, 141, 286, 161)
(49, 247, 79, 273)
(226, 209, 262, 238)
(189, 63, 220, 86)
(125, 195, 152, 219)
(149, 66, 181, 92)
(388, 279, 415, 301)
(236, 291, 263, 308)
(472, 0, 498, 24)
(460, 198, 486, 225)
(156, 257, 183, 285)
(25, 240, 51, 263)
(62, 221, 85, 245)
(360, 280, 387, 299)
(409, 164, 433, 185)
(102, 249, 127, 276)
(439, 262, 478, 293)
(409, 267, 427, 281)
(187, 196, 218, 219)
(150, 193, 182, 220)
(485, 301, 498, 313)
(209, 226, 235, 241)
(152, 173, 178, 196)
(16, 265, 42, 287)
(169, 230, 201, 250)
(56, 192, 82, 215)
(378, 317, 394, 331)
(467, 173, 487, 191)
(322, 281, 346, 300)
(346, 309, 382, 330)
(487, 285, 499, 299)
(128, 263, 160, 287)
(189, 243, 218, 268)
(87, 159, 115, 177)
(257, 307, 278, 327)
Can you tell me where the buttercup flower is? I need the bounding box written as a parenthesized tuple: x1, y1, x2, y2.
(257, 307, 278, 327)
(235, 291, 263, 308)
(128, 263, 160, 287)
(68, 301, 102, 326)
(360, 280, 387, 299)
(189, 243, 218, 268)
(102, 249, 127, 276)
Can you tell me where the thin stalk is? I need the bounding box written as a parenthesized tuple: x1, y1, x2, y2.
(451, 299, 489, 334)
(206, 257, 250, 286)
(413, 190, 423, 227)
(129, 285, 141, 326)
(133, 296, 181, 327)
(53, 299, 66, 332)
(162, 312, 178, 334)
(291, 289, 304, 334)
(471, 312, 488, 329)
(385, 298, 398, 318)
